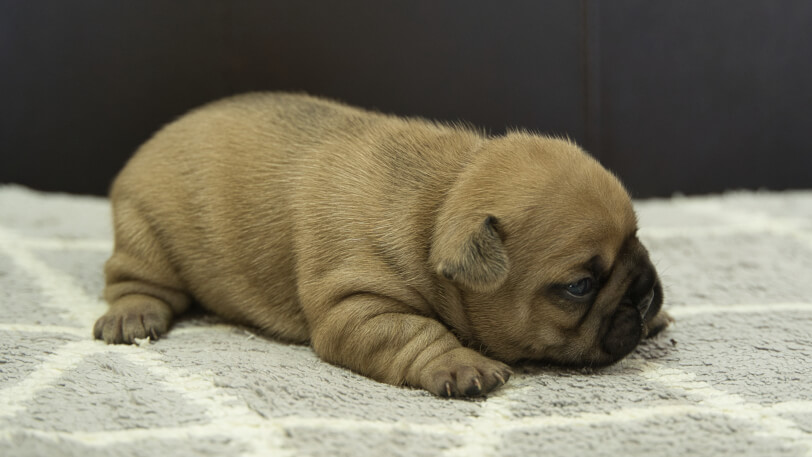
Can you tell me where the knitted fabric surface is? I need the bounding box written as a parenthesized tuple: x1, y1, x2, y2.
(1, 184, 810, 456)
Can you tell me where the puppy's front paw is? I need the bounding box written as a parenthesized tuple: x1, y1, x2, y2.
(644, 310, 674, 338)
(419, 347, 512, 398)
(93, 296, 173, 344)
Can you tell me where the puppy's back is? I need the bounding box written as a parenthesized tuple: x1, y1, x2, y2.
(109, 92, 481, 339)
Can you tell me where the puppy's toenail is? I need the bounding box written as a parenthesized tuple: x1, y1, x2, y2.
(464, 378, 482, 396)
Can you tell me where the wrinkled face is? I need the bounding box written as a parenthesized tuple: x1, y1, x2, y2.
(435, 135, 668, 367)
(463, 214, 665, 367)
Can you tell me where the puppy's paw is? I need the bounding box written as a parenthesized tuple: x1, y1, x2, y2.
(419, 347, 512, 398)
(644, 310, 673, 338)
(93, 297, 173, 344)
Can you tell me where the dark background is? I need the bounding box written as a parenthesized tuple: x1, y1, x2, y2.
(2, 0, 811, 198)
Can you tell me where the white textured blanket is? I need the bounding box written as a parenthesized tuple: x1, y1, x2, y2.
(0, 184, 810, 456)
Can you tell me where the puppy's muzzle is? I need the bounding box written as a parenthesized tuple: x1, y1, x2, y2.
(602, 304, 642, 359)
(629, 267, 658, 319)
(601, 269, 660, 360)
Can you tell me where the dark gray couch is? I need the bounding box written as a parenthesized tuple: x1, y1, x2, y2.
(2, 0, 810, 197)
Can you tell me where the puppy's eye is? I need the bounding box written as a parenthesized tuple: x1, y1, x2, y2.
(566, 278, 594, 297)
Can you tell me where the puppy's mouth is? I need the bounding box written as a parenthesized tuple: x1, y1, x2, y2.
(600, 303, 643, 361)
(598, 278, 664, 364)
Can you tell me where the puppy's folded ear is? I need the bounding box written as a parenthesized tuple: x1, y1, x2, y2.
(432, 215, 510, 293)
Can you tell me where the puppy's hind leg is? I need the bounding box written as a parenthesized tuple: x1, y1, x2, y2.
(95, 200, 190, 344)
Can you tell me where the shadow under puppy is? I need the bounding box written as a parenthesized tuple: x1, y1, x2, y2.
(95, 92, 671, 398)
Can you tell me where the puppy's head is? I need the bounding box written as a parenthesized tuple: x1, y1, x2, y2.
(431, 133, 667, 366)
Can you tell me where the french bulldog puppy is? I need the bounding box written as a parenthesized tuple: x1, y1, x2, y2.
(95, 92, 670, 397)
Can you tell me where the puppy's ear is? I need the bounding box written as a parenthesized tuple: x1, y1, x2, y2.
(433, 215, 510, 293)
